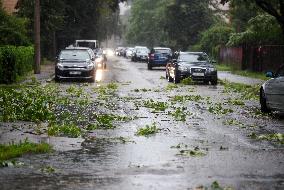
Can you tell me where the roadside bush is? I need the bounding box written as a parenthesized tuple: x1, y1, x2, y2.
(0, 46, 34, 84)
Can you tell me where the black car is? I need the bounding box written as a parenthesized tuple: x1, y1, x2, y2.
(55, 47, 97, 82)
(147, 47, 172, 70)
(166, 52, 217, 85)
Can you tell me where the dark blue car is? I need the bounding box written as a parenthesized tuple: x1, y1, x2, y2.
(147, 47, 172, 70)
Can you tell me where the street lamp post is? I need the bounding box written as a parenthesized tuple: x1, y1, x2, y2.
(34, 0, 41, 74)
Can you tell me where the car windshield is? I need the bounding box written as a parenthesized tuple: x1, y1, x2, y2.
(155, 49, 171, 54)
(179, 54, 209, 62)
(137, 48, 148, 53)
(60, 50, 90, 61)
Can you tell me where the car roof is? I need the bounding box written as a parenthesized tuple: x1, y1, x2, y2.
(65, 47, 91, 50)
(154, 47, 171, 50)
(180, 51, 207, 54)
(75, 40, 97, 42)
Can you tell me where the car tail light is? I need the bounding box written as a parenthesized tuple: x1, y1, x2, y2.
(149, 54, 154, 60)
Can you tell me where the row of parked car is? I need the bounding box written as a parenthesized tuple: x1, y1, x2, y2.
(116, 46, 284, 113)
(116, 46, 218, 85)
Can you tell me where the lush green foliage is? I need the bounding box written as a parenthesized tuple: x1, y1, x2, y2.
(164, 0, 214, 50)
(0, 6, 30, 46)
(0, 139, 52, 163)
(16, 0, 124, 59)
(126, 0, 214, 49)
(0, 46, 34, 84)
(227, 14, 283, 46)
(193, 24, 234, 57)
(136, 123, 159, 136)
(126, 0, 170, 47)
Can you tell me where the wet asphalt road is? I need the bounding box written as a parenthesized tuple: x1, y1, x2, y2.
(0, 56, 284, 190)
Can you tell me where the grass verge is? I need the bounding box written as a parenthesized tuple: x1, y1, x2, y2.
(0, 139, 52, 165)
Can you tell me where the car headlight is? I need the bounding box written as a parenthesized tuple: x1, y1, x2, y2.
(57, 63, 64, 70)
(87, 63, 94, 70)
(178, 66, 188, 71)
(208, 67, 216, 72)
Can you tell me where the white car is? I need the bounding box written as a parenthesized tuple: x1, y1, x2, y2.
(126, 48, 134, 58)
(131, 46, 149, 62)
(260, 65, 284, 113)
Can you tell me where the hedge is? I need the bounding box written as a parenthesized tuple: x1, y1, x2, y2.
(0, 46, 34, 84)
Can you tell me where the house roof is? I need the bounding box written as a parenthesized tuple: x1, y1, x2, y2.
(2, 0, 18, 14)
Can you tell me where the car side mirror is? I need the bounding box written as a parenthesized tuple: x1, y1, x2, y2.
(172, 59, 177, 63)
(211, 60, 217, 64)
(266, 71, 274, 78)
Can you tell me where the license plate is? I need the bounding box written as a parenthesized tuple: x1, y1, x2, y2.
(70, 71, 81, 75)
(192, 72, 204, 76)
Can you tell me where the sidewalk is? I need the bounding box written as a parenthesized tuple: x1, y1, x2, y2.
(218, 71, 264, 85)
(34, 64, 55, 83)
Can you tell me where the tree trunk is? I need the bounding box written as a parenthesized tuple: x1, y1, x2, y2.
(34, 0, 41, 74)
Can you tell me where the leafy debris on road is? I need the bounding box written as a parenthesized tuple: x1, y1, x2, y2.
(136, 123, 159, 136)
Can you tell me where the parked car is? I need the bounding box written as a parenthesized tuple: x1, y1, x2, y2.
(55, 47, 96, 82)
(131, 46, 149, 62)
(147, 47, 172, 70)
(260, 65, 284, 113)
(166, 52, 217, 84)
(95, 49, 107, 69)
(115, 47, 124, 56)
(126, 47, 134, 58)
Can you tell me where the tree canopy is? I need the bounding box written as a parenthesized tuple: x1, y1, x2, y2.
(16, 0, 125, 58)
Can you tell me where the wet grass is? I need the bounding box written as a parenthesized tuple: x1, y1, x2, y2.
(249, 132, 284, 144)
(41, 166, 56, 173)
(216, 63, 266, 80)
(196, 180, 234, 190)
(171, 95, 203, 103)
(208, 103, 234, 115)
(169, 107, 192, 122)
(166, 83, 178, 90)
(220, 80, 259, 100)
(136, 123, 159, 136)
(223, 119, 244, 128)
(0, 83, 91, 123)
(87, 114, 133, 130)
(0, 139, 52, 166)
(181, 77, 194, 85)
(143, 99, 168, 112)
(226, 98, 245, 106)
(47, 123, 82, 138)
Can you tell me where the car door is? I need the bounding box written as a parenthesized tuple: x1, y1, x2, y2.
(265, 66, 284, 110)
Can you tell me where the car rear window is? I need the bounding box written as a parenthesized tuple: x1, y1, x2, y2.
(60, 50, 91, 60)
(155, 49, 171, 54)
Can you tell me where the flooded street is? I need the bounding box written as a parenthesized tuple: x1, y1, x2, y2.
(0, 56, 284, 190)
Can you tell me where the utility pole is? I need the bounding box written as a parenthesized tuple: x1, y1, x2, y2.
(34, 0, 41, 74)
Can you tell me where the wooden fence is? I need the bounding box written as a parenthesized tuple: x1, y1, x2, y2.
(219, 45, 284, 72)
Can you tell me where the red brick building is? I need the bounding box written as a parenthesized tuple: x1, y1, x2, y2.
(2, 0, 18, 14)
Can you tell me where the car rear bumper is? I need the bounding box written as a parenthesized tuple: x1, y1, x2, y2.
(149, 60, 168, 67)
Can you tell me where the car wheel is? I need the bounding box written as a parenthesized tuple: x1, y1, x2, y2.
(173, 71, 180, 84)
(211, 79, 217, 85)
(260, 88, 271, 113)
(148, 64, 152, 70)
(55, 75, 60, 82)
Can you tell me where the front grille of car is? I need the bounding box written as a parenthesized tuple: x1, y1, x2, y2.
(63, 66, 87, 69)
(191, 68, 206, 73)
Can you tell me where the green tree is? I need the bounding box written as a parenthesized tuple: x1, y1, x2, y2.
(126, 0, 171, 47)
(221, 0, 284, 37)
(227, 13, 282, 46)
(194, 23, 234, 57)
(16, 0, 125, 59)
(164, 0, 214, 50)
(0, 3, 30, 46)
